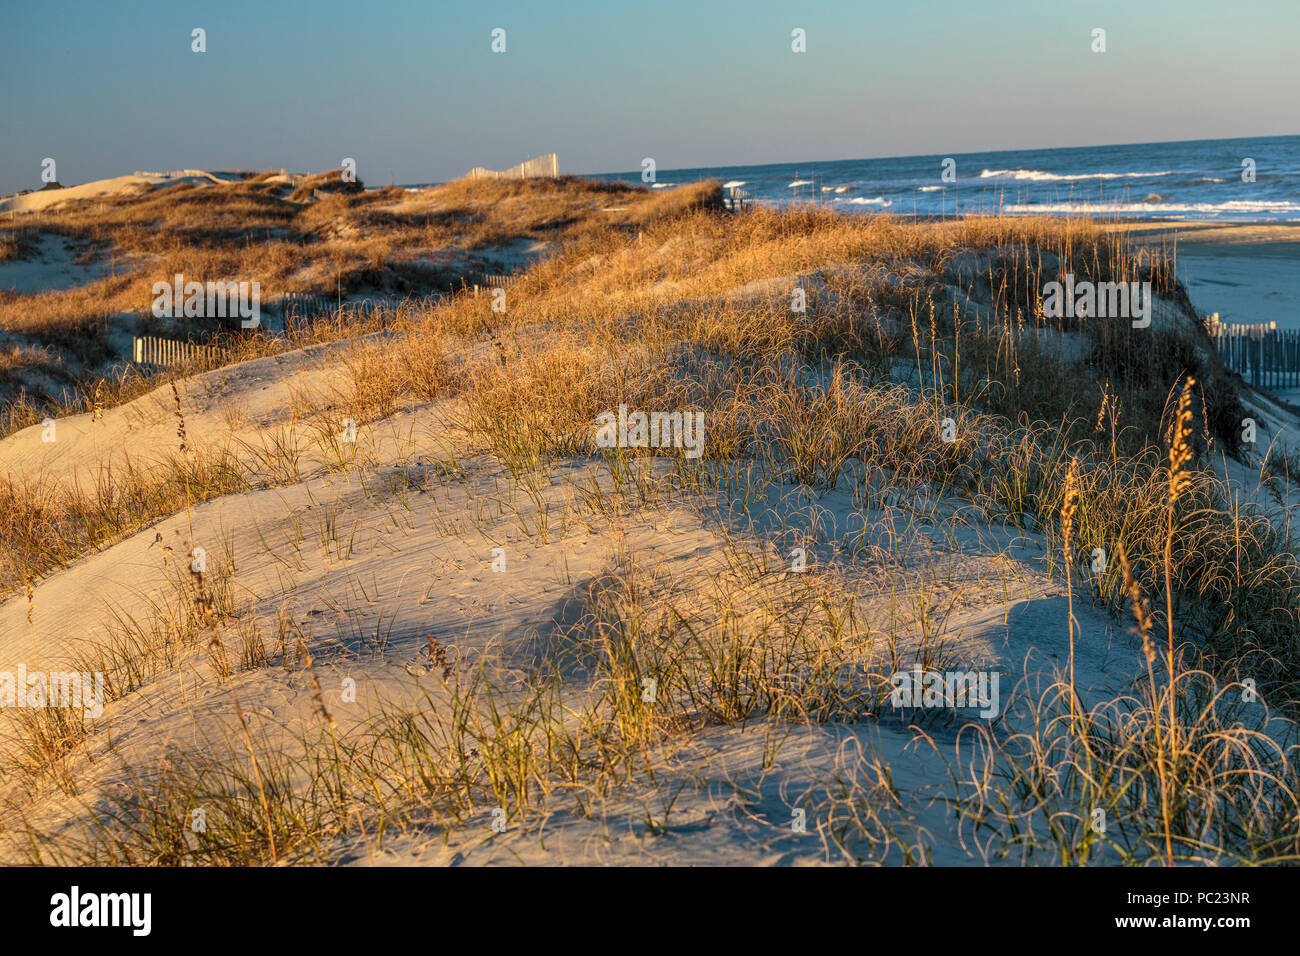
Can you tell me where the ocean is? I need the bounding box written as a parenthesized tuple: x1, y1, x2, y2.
(587, 135, 1300, 222)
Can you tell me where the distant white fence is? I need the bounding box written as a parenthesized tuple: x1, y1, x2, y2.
(725, 186, 752, 211)
(465, 153, 559, 180)
(132, 335, 214, 368)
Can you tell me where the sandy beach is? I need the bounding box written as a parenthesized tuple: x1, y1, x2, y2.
(1121, 220, 1300, 330)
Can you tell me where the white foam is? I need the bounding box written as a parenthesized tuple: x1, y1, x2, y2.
(917, 185, 943, 192)
(721, 180, 747, 188)
(788, 180, 813, 187)
(1002, 199, 1300, 216)
(979, 168, 1177, 182)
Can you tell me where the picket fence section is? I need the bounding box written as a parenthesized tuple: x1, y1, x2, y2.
(1208, 313, 1300, 390)
(465, 153, 559, 180)
(132, 335, 215, 368)
(467, 273, 525, 297)
(279, 291, 338, 330)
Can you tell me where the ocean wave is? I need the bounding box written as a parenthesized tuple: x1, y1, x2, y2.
(788, 179, 813, 187)
(841, 196, 892, 206)
(721, 180, 747, 188)
(979, 168, 1177, 182)
(651, 182, 674, 189)
(1001, 199, 1300, 215)
(917, 185, 943, 192)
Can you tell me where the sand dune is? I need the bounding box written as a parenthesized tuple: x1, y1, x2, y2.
(0, 170, 241, 214)
(1, 177, 1296, 866)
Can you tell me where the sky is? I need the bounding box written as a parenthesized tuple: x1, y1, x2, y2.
(1, 0, 1297, 195)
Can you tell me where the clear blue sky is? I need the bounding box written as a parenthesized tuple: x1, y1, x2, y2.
(1, 0, 1296, 194)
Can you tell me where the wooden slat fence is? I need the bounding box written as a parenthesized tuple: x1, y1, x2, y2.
(1208, 313, 1300, 390)
(465, 153, 559, 180)
(132, 335, 215, 368)
(281, 291, 337, 326)
(725, 186, 752, 211)
(467, 273, 525, 297)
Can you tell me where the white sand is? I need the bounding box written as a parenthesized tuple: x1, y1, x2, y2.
(0, 233, 111, 293)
